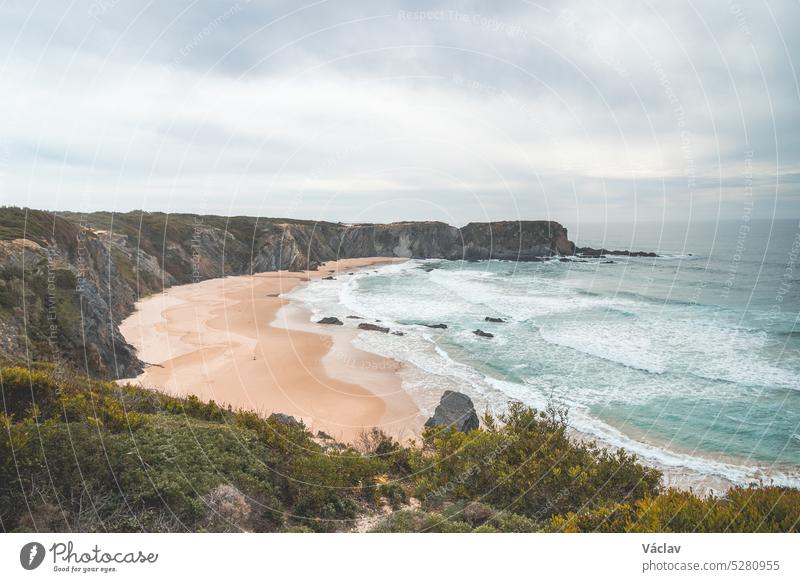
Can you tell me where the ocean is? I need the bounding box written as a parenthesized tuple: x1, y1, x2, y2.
(286, 219, 800, 489)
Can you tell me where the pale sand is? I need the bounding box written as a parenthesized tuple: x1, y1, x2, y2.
(118, 257, 423, 442)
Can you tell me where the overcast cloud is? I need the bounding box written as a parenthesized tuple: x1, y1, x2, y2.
(1, 0, 798, 225)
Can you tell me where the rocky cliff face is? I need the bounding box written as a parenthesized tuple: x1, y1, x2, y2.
(0, 209, 141, 378)
(0, 208, 575, 378)
(456, 221, 574, 260)
(272, 219, 574, 264)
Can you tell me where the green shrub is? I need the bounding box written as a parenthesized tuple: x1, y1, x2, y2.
(378, 482, 408, 509)
(369, 510, 472, 533)
(472, 524, 500, 532)
(3, 366, 798, 533)
(551, 487, 800, 533)
(288, 450, 385, 531)
(630, 487, 800, 533)
(411, 401, 661, 521)
(0, 366, 385, 532)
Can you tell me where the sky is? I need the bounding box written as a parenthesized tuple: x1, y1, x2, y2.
(1, 0, 798, 226)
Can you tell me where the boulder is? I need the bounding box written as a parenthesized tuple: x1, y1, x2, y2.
(317, 317, 343, 325)
(346, 315, 364, 319)
(484, 317, 505, 323)
(269, 413, 301, 427)
(423, 323, 448, 329)
(322, 275, 336, 280)
(473, 329, 494, 338)
(576, 247, 658, 258)
(424, 391, 480, 433)
(358, 322, 390, 333)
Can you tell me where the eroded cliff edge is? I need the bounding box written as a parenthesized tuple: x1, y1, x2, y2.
(0, 208, 575, 378)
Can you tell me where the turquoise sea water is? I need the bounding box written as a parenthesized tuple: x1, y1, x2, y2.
(289, 219, 800, 487)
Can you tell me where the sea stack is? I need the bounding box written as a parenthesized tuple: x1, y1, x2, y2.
(424, 391, 480, 433)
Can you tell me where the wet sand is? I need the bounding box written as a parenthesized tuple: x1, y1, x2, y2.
(118, 257, 423, 442)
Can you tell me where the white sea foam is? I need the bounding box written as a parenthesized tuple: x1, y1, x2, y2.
(537, 316, 800, 390)
(285, 258, 800, 489)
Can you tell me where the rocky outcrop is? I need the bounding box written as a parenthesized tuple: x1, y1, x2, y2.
(576, 247, 658, 258)
(358, 323, 390, 333)
(456, 221, 574, 260)
(423, 323, 448, 329)
(317, 317, 343, 325)
(0, 209, 143, 378)
(484, 317, 505, 323)
(268, 413, 302, 427)
(333, 220, 575, 261)
(424, 391, 480, 433)
(473, 329, 494, 338)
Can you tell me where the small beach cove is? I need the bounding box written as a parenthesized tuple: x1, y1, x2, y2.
(117, 257, 422, 443)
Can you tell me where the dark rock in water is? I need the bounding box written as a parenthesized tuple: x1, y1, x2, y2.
(346, 315, 364, 319)
(473, 329, 494, 338)
(322, 275, 336, 280)
(615, 250, 657, 258)
(419, 262, 440, 272)
(484, 317, 505, 323)
(348, 272, 354, 275)
(317, 430, 333, 440)
(424, 391, 480, 433)
(358, 323, 390, 333)
(391, 331, 405, 336)
(317, 317, 343, 325)
(576, 246, 658, 258)
(269, 413, 301, 427)
(423, 323, 448, 329)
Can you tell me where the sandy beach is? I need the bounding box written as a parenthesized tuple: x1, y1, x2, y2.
(118, 257, 423, 442)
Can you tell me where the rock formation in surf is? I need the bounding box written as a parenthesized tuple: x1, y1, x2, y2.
(424, 391, 480, 433)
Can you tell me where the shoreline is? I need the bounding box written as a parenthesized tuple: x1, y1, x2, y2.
(117, 256, 795, 496)
(279, 259, 794, 496)
(117, 257, 423, 443)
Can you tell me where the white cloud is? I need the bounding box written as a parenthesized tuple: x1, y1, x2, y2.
(1, 0, 798, 224)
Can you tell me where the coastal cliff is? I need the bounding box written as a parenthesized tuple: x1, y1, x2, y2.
(0, 207, 573, 377)
(0, 209, 140, 378)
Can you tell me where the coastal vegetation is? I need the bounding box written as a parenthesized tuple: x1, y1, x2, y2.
(2, 366, 798, 533)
